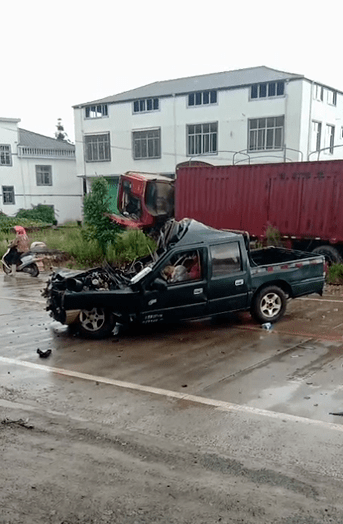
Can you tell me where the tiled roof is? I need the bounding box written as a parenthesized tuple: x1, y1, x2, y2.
(74, 66, 304, 107)
(18, 128, 75, 150)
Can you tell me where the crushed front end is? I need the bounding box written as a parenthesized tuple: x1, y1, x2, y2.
(43, 264, 135, 325)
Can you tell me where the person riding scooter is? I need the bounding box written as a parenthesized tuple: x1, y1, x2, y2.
(7, 226, 30, 275)
(2, 226, 44, 277)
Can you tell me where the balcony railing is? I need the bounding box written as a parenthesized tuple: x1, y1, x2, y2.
(18, 146, 75, 159)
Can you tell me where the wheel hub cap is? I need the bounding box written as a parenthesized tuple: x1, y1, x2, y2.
(80, 308, 106, 332)
(261, 293, 282, 318)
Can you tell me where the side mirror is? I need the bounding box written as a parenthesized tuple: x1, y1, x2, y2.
(151, 277, 168, 291)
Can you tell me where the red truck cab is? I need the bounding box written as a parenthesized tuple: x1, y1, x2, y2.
(109, 171, 174, 230)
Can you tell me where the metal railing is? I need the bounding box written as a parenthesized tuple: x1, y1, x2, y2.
(307, 144, 343, 161)
(18, 146, 75, 159)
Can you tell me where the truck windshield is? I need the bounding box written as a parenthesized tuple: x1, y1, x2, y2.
(145, 181, 174, 217)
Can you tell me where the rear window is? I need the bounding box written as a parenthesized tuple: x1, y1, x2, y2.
(211, 242, 241, 276)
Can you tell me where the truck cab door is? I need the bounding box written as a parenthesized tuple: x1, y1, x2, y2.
(139, 248, 207, 324)
(208, 241, 249, 315)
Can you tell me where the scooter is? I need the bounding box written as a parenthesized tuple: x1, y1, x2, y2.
(1, 243, 44, 277)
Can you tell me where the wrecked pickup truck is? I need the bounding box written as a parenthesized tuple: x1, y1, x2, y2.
(44, 219, 325, 339)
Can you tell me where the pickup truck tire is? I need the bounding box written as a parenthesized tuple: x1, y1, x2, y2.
(252, 286, 287, 324)
(312, 245, 342, 265)
(78, 308, 115, 339)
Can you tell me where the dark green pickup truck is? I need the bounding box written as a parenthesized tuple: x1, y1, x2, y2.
(44, 219, 325, 338)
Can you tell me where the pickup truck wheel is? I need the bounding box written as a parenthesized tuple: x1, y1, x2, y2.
(78, 308, 115, 339)
(252, 286, 286, 324)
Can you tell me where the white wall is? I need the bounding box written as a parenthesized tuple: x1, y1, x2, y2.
(1, 119, 82, 224)
(74, 77, 343, 181)
(16, 157, 82, 223)
(309, 83, 343, 160)
(0, 119, 21, 213)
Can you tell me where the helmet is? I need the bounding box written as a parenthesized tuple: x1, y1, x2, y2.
(14, 225, 27, 236)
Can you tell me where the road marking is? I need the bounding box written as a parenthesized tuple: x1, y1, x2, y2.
(299, 297, 343, 303)
(3, 297, 46, 304)
(1, 355, 343, 433)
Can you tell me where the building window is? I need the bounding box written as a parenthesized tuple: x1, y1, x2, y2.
(248, 116, 284, 151)
(2, 186, 15, 205)
(133, 98, 159, 113)
(188, 90, 217, 107)
(313, 84, 323, 101)
(187, 122, 218, 156)
(85, 104, 108, 118)
(250, 82, 285, 100)
(0, 145, 12, 166)
(327, 89, 337, 106)
(132, 128, 161, 159)
(84, 133, 111, 162)
(325, 125, 335, 154)
(312, 121, 322, 152)
(36, 165, 52, 186)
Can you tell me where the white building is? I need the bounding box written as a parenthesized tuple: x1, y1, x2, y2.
(73, 66, 343, 188)
(0, 118, 82, 224)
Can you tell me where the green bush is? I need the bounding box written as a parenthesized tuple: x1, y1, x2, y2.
(16, 204, 56, 224)
(326, 264, 343, 285)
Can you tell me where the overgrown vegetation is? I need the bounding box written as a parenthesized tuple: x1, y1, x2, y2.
(0, 222, 156, 270)
(112, 229, 156, 263)
(265, 224, 282, 246)
(0, 218, 52, 235)
(326, 263, 343, 285)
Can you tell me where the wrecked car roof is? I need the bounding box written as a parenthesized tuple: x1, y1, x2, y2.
(165, 219, 241, 248)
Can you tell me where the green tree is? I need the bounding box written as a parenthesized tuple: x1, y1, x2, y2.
(83, 178, 120, 254)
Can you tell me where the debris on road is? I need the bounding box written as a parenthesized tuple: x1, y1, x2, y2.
(37, 348, 52, 358)
(1, 418, 34, 430)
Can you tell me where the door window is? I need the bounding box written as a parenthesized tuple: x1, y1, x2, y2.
(211, 243, 241, 277)
(160, 250, 202, 284)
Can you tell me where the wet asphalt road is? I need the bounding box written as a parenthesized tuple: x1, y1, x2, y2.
(1, 270, 343, 425)
(2, 271, 343, 524)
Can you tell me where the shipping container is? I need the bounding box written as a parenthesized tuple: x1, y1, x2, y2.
(175, 160, 343, 263)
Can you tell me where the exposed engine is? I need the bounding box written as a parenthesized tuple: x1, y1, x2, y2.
(42, 260, 148, 323)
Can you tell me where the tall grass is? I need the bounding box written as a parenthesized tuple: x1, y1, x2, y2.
(0, 223, 156, 269)
(326, 263, 343, 285)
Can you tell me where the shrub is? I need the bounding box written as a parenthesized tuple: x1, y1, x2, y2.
(16, 204, 56, 224)
(326, 264, 343, 285)
(265, 224, 281, 246)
